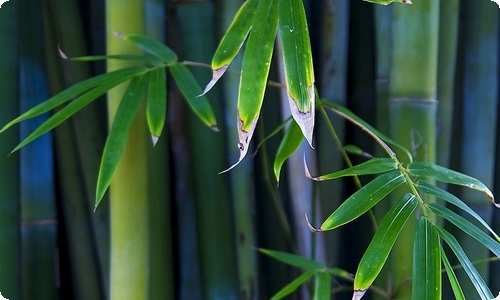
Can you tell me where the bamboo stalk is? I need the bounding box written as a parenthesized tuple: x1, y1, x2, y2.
(0, 2, 20, 299)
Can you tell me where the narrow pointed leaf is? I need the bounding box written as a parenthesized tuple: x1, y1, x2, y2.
(68, 54, 164, 65)
(146, 68, 167, 144)
(95, 74, 148, 206)
(408, 162, 497, 207)
(362, 0, 412, 4)
(270, 269, 316, 300)
(321, 170, 406, 231)
(353, 193, 417, 294)
(279, 0, 315, 146)
(306, 157, 398, 181)
(120, 33, 178, 64)
(417, 181, 500, 241)
(258, 248, 323, 270)
(441, 245, 466, 300)
(169, 62, 218, 130)
(1, 66, 148, 133)
(225, 0, 278, 172)
(202, 0, 258, 95)
(428, 203, 500, 257)
(436, 226, 494, 300)
(313, 271, 331, 300)
(412, 217, 441, 300)
(274, 120, 303, 182)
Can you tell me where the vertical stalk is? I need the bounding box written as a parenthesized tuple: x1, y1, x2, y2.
(389, 1, 440, 299)
(0, 2, 20, 299)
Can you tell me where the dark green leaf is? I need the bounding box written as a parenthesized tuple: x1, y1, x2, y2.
(258, 248, 323, 270)
(146, 68, 167, 144)
(441, 245, 465, 300)
(313, 271, 331, 300)
(306, 157, 398, 181)
(120, 33, 178, 64)
(274, 120, 304, 182)
(270, 270, 316, 300)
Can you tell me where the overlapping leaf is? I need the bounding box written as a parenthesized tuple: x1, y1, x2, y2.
(305, 157, 398, 181)
(119, 33, 178, 64)
(313, 271, 331, 300)
(258, 248, 323, 270)
(270, 269, 315, 300)
(274, 120, 303, 182)
(441, 245, 466, 300)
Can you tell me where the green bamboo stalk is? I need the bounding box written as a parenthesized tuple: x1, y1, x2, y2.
(18, 0, 58, 298)
(106, 0, 149, 299)
(175, 2, 239, 299)
(388, 1, 440, 298)
(0, 2, 20, 299)
(453, 2, 498, 298)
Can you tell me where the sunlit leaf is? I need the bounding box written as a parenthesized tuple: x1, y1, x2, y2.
(270, 269, 316, 300)
(202, 0, 258, 95)
(408, 162, 497, 207)
(119, 33, 178, 64)
(306, 157, 398, 181)
(274, 120, 303, 182)
(95, 74, 148, 206)
(313, 271, 331, 300)
(320, 170, 406, 231)
(436, 226, 494, 300)
(428, 203, 500, 257)
(353, 193, 417, 296)
(258, 248, 323, 270)
(169, 62, 218, 130)
(417, 181, 500, 241)
(441, 244, 466, 300)
(279, 0, 315, 146)
(146, 68, 167, 144)
(224, 0, 278, 172)
(1, 66, 148, 133)
(412, 217, 441, 300)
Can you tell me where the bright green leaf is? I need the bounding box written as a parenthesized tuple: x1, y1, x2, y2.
(95, 74, 148, 206)
(274, 120, 303, 182)
(353, 193, 417, 295)
(313, 271, 331, 300)
(436, 226, 494, 300)
(146, 68, 167, 144)
(169, 62, 218, 130)
(306, 157, 398, 181)
(441, 245, 466, 300)
(258, 248, 323, 270)
(320, 170, 406, 231)
(412, 217, 441, 300)
(279, 0, 315, 146)
(270, 269, 316, 300)
(120, 33, 178, 64)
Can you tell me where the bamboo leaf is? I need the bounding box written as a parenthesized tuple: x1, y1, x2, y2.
(427, 203, 500, 257)
(274, 120, 303, 182)
(441, 245, 466, 300)
(353, 193, 417, 296)
(1, 66, 148, 133)
(412, 217, 441, 300)
(67, 54, 164, 65)
(146, 68, 167, 145)
(169, 62, 218, 130)
(224, 0, 278, 172)
(306, 157, 398, 181)
(258, 248, 323, 270)
(416, 181, 500, 241)
(278, 0, 315, 146)
(119, 33, 178, 64)
(362, 0, 412, 4)
(313, 271, 331, 300)
(436, 226, 494, 300)
(95, 74, 148, 206)
(269, 269, 316, 300)
(407, 162, 497, 207)
(202, 0, 258, 95)
(320, 170, 406, 231)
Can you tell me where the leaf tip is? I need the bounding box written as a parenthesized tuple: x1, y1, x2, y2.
(200, 66, 228, 97)
(58, 46, 69, 60)
(352, 289, 366, 300)
(151, 135, 159, 146)
(305, 213, 322, 233)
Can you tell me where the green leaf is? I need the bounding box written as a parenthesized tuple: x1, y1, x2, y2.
(169, 62, 218, 130)
(306, 157, 398, 181)
(436, 226, 494, 300)
(412, 217, 441, 300)
(278, 0, 315, 146)
(120, 33, 178, 64)
(417, 181, 500, 241)
(225, 0, 278, 172)
(202, 0, 258, 94)
(320, 170, 406, 231)
(407, 162, 497, 207)
(427, 203, 500, 257)
(270, 269, 316, 300)
(67, 54, 164, 66)
(353, 193, 417, 296)
(95, 74, 148, 206)
(258, 248, 324, 270)
(274, 120, 303, 182)
(1, 66, 148, 133)
(313, 271, 331, 300)
(362, 0, 412, 4)
(441, 245, 466, 300)
(146, 68, 167, 144)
